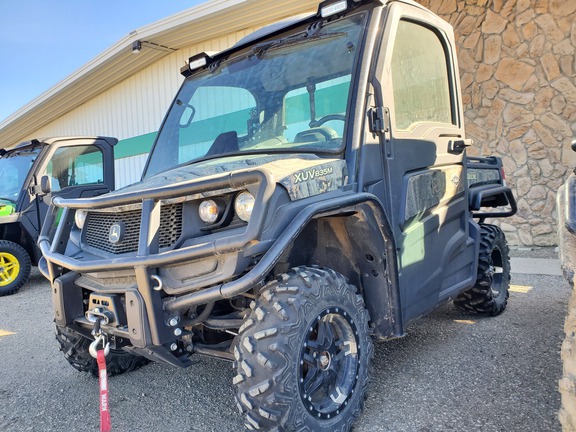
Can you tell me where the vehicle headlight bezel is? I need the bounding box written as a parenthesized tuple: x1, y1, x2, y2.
(234, 191, 255, 222)
(74, 209, 88, 229)
(198, 199, 221, 224)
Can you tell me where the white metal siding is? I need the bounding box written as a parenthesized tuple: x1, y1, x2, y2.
(115, 154, 149, 189)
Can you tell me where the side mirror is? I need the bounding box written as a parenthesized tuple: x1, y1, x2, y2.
(571, 139, 576, 152)
(40, 175, 52, 195)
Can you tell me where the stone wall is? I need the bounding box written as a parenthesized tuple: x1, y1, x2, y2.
(417, 0, 576, 246)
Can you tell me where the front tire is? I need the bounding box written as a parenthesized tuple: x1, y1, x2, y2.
(0, 240, 31, 296)
(234, 266, 373, 431)
(55, 325, 149, 376)
(454, 224, 510, 316)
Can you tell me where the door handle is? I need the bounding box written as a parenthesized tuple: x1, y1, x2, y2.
(448, 139, 473, 154)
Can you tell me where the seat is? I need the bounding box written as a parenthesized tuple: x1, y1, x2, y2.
(206, 131, 239, 156)
(293, 127, 338, 143)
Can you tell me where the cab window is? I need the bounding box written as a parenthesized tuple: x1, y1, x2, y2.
(178, 86, 257, 163)
(47, 146, 104, 190)
(391, 20, 453, 131)
(284, 75, 350, 142)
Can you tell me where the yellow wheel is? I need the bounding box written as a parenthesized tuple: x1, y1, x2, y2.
(0, 252, 20, 286)
(0, 240, 31, 296)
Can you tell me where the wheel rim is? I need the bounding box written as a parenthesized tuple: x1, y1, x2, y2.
(299, 307, 360, 420)
(0, 252, 20, 286)
(489, 246, 504, 298)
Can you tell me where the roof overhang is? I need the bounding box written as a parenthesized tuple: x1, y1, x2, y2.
(0, 0, 319, 149)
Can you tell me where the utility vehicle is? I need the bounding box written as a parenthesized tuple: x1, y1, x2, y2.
(0, 136, 115, 296)
(39, 1, 516, 430)
(557, 139, 576, 282)
(557, 139, 576, 430)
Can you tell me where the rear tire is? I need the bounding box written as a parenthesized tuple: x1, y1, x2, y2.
(233, 266, 373, 431)
(454, 224, 510, 316)
(55, 325, 149, 376)
(0, 240, 31, 296)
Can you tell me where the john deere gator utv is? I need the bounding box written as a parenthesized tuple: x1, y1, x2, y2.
(39, 1, 516, 430)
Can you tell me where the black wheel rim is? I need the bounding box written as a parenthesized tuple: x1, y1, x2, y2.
(299, 307, 360, 420)
(489, 246, 504, 298)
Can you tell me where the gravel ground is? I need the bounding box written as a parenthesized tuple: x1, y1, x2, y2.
(0, 264, 569, 432)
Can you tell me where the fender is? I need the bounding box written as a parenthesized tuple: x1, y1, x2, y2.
(163, 192, 404, 338)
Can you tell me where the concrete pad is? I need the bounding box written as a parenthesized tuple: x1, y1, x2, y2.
(511, 257, 562, 276)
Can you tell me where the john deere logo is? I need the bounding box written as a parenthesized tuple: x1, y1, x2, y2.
(109, 223, 124, 244)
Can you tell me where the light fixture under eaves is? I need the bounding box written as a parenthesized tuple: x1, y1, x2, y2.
(132, 41, 142, 54)
(131, 40, 176, 54)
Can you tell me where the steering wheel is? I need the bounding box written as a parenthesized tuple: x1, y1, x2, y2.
(309, 114, 346, 128)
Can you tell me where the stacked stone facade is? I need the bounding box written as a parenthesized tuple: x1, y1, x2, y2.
(417, 0, 576, 246)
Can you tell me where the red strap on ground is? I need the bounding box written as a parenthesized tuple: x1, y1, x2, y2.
(97, 349, 112, 432)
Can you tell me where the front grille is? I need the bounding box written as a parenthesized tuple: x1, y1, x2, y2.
(84, 204, 183, 254)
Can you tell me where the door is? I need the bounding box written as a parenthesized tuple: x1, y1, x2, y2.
(35, 142, 112, 233)
(376, 4, 476, 321)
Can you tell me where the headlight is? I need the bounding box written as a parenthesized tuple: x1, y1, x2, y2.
(74, 210, 88, 229)
(234, 191, 255, 222)
(199, 199, 220, 224)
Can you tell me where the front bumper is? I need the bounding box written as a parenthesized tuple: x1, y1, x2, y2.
(40, 163, 383, 363)
(40, 170, 274, 355)
(39, 170, 274, 275)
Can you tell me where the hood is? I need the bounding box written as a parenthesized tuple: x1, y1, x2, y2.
(115, 154, 348, 201)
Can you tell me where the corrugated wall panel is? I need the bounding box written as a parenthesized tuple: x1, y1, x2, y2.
(115, 154, 149, 189)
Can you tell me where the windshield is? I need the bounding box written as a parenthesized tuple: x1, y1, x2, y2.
(144, 13, 365, 178)
(0, 147, 42, 202)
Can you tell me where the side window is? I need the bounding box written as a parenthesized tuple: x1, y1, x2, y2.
(391, 20, 453, 131)
(178, 86, 256, 162)
(47, 146, 104, 190)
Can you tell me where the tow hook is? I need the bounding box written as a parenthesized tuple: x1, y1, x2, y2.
(89, 333, 110, 358)
(89, 319, 110, 358)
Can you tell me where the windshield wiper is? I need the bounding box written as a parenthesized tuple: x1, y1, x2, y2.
(252, 31, 346, 57)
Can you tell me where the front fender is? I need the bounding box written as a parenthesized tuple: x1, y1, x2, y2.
(163, 193, 404, 340)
